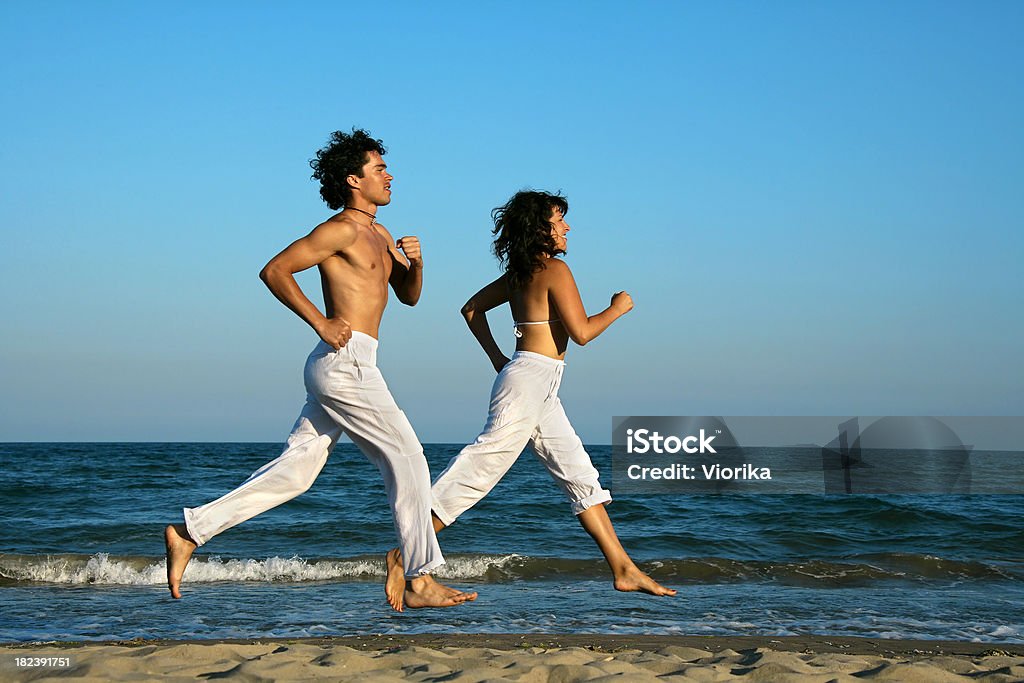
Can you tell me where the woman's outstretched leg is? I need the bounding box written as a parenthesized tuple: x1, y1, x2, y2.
(577, 503, 676, 596)
(530, 398, 675, 596)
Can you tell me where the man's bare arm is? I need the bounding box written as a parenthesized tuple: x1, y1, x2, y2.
(546, 259, 632, 346)
(377, 224, 423, 306)
(461, 275, 512, 372)
(259, 221, 359, 348)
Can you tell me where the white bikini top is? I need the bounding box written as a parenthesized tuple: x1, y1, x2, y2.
(513, 319, 560, 338)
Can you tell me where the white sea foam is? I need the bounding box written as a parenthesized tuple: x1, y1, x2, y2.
(434, 553, 522, 579)
(988, 624, 1021, 639)
(0, 552, 523, 586)
(0, 554, 164, 586)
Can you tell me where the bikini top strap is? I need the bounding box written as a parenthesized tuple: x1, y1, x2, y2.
(512, 319, 561, 338)
(512, 319, 561, 326)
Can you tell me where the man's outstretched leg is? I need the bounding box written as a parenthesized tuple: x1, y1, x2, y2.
(163, 398, 339, 598)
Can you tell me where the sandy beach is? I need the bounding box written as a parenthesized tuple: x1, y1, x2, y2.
(3, 634, 1022, 682)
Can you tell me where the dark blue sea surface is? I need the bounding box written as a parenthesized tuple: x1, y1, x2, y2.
(1, 443, 1022, 642)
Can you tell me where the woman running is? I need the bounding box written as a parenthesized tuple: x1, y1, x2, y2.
(385, 190, 675, 610)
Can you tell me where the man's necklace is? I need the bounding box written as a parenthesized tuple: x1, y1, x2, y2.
(346, 207, 377, 224)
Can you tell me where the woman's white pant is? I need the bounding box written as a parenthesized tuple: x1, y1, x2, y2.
(183, 333, 444, 578)
(431, 351, 612, 526)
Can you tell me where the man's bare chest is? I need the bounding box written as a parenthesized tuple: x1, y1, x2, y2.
(332, 232, 393, 278)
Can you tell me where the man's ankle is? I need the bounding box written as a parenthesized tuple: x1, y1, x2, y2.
(407, 574, 432, 590)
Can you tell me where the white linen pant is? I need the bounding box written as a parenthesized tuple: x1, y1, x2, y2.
(431, 351, 612, 526)
(183, 333, 444, 578)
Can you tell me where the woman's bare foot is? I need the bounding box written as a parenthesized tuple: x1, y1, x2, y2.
(164, 524, 197, 599)
(404, 575, 478, 609)
(384, 548, 406, 611)
(614, 565, 677, 596)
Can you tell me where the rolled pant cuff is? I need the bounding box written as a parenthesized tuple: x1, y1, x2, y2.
(405, 555, 446, 580)
(571, 489, 613, 515)
(182, 507, 207, 547)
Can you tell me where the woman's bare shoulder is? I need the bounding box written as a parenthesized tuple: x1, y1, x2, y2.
(538, 257, 572, 278)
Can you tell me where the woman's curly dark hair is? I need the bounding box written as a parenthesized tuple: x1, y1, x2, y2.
(309, 128, 386, 210)
(491, 190, 568, 290)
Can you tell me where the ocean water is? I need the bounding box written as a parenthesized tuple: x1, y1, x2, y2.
(1, 442, 1022, 643)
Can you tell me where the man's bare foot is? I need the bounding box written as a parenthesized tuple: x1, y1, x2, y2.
(404, 575, 478, 609)
(164, 524, 197, 599)
(385, 548, 406, 612)
(614, 565, 677, 596)
(432, 580, 478, 601)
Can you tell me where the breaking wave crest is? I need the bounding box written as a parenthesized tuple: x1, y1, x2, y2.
(2, 551, 1020, 587)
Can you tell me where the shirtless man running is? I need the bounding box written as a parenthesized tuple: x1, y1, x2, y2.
(164, 128, 476, 609)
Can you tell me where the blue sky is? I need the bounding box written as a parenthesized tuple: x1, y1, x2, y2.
(1, 1, 1021, 443)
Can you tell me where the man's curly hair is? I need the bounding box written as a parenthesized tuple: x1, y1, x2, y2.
(309, 128, 386, 210)
(491, 190, 568, 290)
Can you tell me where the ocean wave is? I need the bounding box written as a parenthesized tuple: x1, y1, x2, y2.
(1, 551, 1020, 587)
(0, 552, 524, 586)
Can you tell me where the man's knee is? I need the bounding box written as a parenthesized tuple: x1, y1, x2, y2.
(272, 443, 331, 496)
(281, 468, 319, 497)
